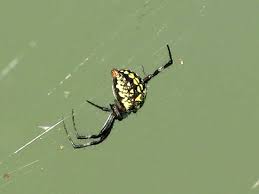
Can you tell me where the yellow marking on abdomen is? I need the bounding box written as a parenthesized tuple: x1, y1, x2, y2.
(135, 94, 142, 102)
(129, 73, 135, 79)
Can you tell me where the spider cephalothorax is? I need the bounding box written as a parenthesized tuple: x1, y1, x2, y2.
(63, 44, 173, 148)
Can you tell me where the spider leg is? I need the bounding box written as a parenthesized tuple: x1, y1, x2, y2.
(141, 65, 147, 76)
(70, 107, 113, 140)
(70, 109, 88, 139)
(63, 116, 79, 148)
(79, 118, 114, 147)
(86, 100, 111, 112)
(65, 113, 116, 149)
(143, 44, 173, 84)
(75, 112, 115, 140)
(63, 109, 92, 140)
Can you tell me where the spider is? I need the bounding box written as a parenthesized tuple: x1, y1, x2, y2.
(63, 44, 173, 148)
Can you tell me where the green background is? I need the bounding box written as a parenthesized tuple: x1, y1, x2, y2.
(0, 0, 259, 193)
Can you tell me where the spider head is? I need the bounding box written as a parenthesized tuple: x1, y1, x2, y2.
(111, 68, 147, 113)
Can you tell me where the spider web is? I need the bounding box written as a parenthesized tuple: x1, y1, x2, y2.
(0, 0, 208, 191)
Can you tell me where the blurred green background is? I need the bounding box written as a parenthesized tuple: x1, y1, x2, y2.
(1, 0, 259, 193)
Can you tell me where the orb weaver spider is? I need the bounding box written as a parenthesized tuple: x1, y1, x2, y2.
(63, 44, 173, 148)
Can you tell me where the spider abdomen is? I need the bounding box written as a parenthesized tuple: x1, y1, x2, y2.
(111, 69, 147, 113)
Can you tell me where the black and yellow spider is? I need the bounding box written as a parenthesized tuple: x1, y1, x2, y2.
(63, 44, 173, 148)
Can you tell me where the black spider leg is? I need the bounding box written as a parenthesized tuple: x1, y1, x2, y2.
(70, 101, 111, 139)
(143, 44, 173, 84)
(70, 109, 87, 139)
(86, 100, 111, 112)
(64, 113, 116, 149)
(141, 65, 147, 76)
(82, 113, 115, 147)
